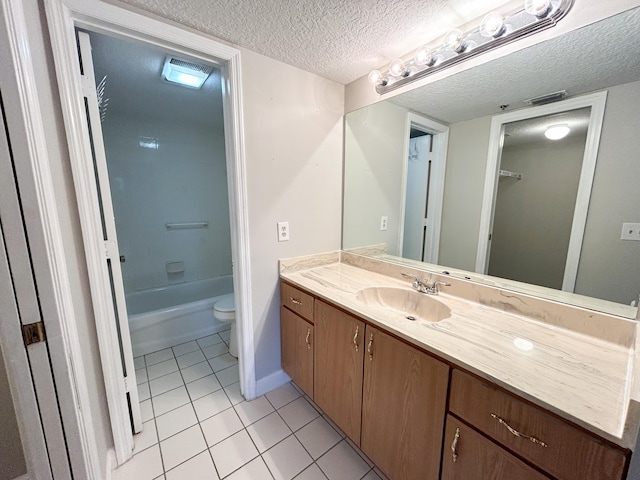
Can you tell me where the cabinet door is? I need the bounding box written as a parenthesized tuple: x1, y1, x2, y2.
(314, 300, 364, 444)
(442, 415, 551, 480)
(361, 325, 449, 480)
(281, 306, 314, 397)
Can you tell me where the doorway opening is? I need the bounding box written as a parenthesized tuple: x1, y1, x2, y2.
(476, 92, 607, 292)
(45, 0, 253, 465)
(398, 113, 449, 264)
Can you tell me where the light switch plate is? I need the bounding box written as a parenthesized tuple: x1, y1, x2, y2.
(621, 223, 640, 241)
(277, 221, 290, 241)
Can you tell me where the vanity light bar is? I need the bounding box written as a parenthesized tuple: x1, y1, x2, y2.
(371, 0, 574, 95)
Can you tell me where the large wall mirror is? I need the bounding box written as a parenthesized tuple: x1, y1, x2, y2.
(343, 6, 640, 319)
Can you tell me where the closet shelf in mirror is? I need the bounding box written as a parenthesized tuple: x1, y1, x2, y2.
(499, 169, 523, 179)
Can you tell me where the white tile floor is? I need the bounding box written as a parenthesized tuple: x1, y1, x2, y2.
(114, 332, 389, 480)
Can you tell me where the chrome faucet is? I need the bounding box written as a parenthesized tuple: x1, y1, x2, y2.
(402, 273, 450, 295)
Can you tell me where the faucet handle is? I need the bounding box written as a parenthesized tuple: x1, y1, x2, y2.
(431, 281, 451, 294)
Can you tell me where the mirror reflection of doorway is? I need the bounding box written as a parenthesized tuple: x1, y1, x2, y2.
(402, 130, 432, 261)
(487, 108, 591, 289)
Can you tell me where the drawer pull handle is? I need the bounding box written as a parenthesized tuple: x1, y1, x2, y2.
(353, 326, 359, 352)
(290, 297, 303, 306)
(491, 414, 548, 447)
(367, 333, 374, 361)
(305, 328, 311, 349)
(451, 427, 460, 463)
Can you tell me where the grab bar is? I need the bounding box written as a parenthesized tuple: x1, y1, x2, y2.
(165, 221, 209, 230)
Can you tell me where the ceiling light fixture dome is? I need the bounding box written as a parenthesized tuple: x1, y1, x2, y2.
(545, 124, 570, 140)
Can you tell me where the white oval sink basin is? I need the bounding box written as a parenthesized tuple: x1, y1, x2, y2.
(356, 287, 451, 322)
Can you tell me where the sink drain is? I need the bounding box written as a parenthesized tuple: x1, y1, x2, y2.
(405, 315, 416, 321)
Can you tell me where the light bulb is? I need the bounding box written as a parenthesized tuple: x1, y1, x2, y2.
(415, 46, 434, 66)
(524, 0, 552, 17)
(368, 69, 383, 86)
(480, 11, 506, 38)
(389, 59, 408, 77)
(443, 29, 465, 53)
(545, 124, 570, 140)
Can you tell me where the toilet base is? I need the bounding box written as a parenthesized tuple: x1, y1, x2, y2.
(228, 321, 238, 358)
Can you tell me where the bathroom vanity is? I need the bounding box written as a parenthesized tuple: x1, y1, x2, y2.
(279, 252, 638, 480)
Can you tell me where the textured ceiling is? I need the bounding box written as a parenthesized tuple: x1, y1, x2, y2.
(116, 0, 516, 84)
(388, 7, 640, 123)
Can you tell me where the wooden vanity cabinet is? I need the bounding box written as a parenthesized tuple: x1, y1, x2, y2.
(361, 325, 449, 480)
(314, 300, 365, 443)
(280, 283, 314, 398)
(280, 306, 314, 397)
(449, 370, 629, 480)
(441, 415, 551, 480)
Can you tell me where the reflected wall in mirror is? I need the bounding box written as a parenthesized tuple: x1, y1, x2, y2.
(342, 7, 640, 318)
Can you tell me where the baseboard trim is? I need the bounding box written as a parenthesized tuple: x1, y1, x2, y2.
(255, 369, 290, 397)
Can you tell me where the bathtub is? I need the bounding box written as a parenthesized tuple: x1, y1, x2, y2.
(127, 275, 233, 357)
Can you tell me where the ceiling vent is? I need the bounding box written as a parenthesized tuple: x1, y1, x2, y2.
(524, 90, 568, 106)
(161, 57, 213, 89)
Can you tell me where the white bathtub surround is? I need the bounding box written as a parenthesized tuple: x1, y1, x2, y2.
(279, 251, 640, 449)
(128, 276, 233, 356)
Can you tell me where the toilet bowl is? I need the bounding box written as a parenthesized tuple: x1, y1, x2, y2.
(213, 293, 237, 358)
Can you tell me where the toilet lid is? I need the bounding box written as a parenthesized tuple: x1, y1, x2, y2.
(215, 294, 235, 313)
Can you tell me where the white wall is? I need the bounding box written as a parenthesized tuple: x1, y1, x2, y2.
(343, 101, 410, 254)
(240, 47, 344, 381)
(576, 81, 640, 304)
(438, 116, 492, 271)
(103, 117, 232, 293)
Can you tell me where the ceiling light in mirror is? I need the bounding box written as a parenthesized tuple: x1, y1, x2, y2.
(545, 124, 570, 140)
(480, 12, 506, 38)
(513, 337, 534, 351)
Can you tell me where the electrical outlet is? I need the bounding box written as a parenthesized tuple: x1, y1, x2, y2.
(621, 223, 640, 241)
(380, 216, 388, 231)
(277, 221, 290, 242)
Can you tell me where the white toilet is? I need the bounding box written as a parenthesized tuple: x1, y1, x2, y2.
(213, 293, 237, 358)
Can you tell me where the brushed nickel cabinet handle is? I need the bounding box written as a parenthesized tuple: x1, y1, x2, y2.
(367, 333, 374, 361)
(353, 326, 359, 352)
(305, 328, 311, 349)
(451, 427, 460, 463)
(491, 414, 548, 447)
(290, 297, 302, 306)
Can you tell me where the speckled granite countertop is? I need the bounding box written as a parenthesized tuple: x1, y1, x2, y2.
(280, 251, 640, 449)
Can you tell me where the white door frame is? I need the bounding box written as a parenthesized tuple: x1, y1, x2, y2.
(45, 0, 255, 466)
(398, 113, 449, 264)
(475, 91, 607, 291)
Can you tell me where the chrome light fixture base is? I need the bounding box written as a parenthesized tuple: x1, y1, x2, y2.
(373, 0, 574, 95)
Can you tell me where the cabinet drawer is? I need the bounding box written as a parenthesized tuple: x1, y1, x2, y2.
(442, 415, 551, 480)
(449, 370, 628, 480)
(281, 282, 314, 323)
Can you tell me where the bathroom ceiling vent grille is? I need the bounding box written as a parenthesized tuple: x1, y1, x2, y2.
(161, 57, 213, 89)
(168, 57, 212, 74)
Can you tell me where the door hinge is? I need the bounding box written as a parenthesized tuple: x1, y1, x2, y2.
(22, 322, 46, 346)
